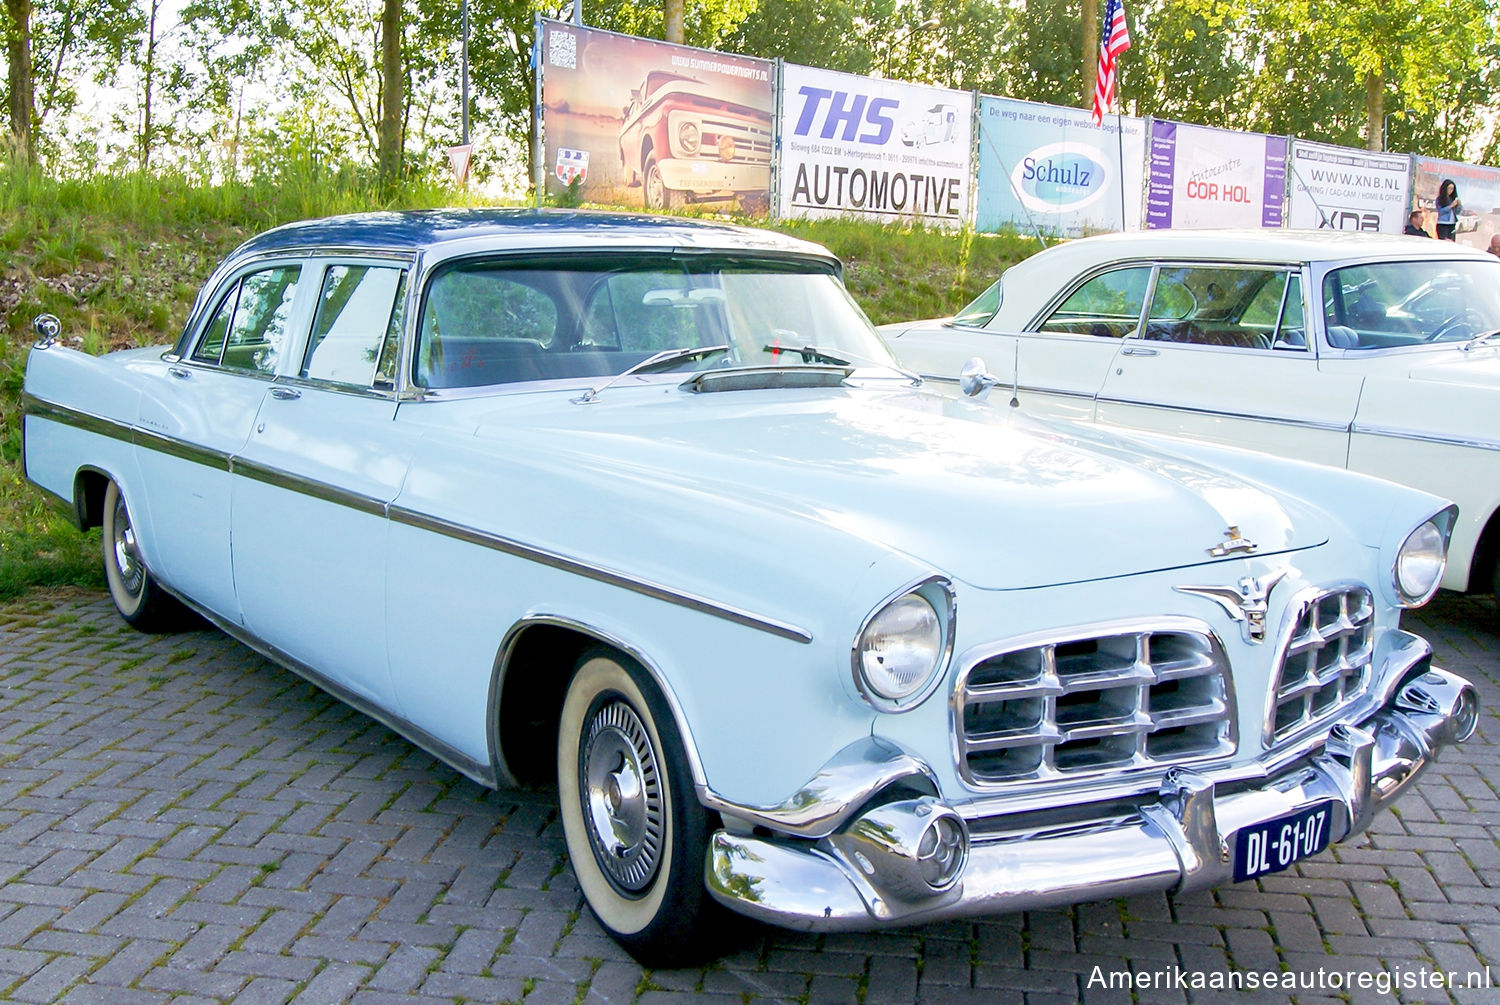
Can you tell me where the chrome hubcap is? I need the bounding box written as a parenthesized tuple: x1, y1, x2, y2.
(111, 496, 144, 597)
(581, 698, 663, 893)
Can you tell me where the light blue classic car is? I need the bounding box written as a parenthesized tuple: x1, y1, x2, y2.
(21, 210, 1479, 965)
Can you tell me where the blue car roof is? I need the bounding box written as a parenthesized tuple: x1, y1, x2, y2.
(233, 208, 835, 262)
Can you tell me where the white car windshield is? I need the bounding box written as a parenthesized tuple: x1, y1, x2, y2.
(414, 255, 895, 389)
(1321, 259, 1500, 349)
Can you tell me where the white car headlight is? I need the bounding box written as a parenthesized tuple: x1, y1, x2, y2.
(1394, 517, 1450, 607)
(853, 581, 954, 710)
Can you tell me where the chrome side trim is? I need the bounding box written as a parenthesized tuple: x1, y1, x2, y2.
(1095, 394, 1353, 433)
(919, 374, 1095, 401)
(28, 392, 814, 645)
(171, 589, 498, 790)
(22, 393, 135, 444)
(702, 736, 940, 839)
(1352, 422, 1500, 452)
(491, 613, 711, 792)
(388, 505, 813, 644)
(229, 457, 387, 517)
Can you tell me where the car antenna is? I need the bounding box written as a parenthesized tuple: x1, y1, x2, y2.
(1009, 340, 1020, 408)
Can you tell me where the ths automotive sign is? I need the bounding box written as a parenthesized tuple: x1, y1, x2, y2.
(1146, 120, 1286, 230)
(975, 96, 1145, 236)
(1287, 141, 1411, 233)
(778, 64, 972, 226)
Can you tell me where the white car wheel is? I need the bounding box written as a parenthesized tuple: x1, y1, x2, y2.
(557, 649, 715, 964)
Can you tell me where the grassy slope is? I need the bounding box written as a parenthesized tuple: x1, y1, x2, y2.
(0, 168, 1039, 598)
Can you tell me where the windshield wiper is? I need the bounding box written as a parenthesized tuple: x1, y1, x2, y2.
(760, 344, 922, 385)
(573, 344, 731, 403)
(1461, 329, 1500, 352)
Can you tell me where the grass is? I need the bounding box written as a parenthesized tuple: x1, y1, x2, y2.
(0, 164, 1042, 598)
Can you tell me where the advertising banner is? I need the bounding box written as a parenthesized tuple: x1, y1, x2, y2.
(1411, 156, 1500, 250)
(1145, 120, 1286, 230)
(537, 19, 774, 212)
(1286, 141, 1411, 233)
(778, 64, 973, 227)
(975, 96, 1145, 237)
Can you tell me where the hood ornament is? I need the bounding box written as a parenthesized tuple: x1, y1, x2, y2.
(1208, 526, 1258, 557)
(1175, 569, 1290, 644)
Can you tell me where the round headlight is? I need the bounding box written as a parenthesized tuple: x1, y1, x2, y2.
(856, 592, 943, 703)
(678, 121, 700, 155)
(1395, 519, 1447, 606)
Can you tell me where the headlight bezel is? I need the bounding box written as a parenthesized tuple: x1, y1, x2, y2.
(677, 120, 701, 156)
(851, 577, 956, 712)
(1392, 506, 1457, 608)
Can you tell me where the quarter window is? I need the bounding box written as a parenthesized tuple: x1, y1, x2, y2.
(1037, 267, 1150, 338)
(303, 265, 407, 388)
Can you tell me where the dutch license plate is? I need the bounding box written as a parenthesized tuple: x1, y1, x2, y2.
(1232, 801, 1335, 882)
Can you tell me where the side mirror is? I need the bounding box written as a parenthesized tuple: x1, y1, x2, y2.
(33, 313, 61, 346)
(959, 357, 999, 397)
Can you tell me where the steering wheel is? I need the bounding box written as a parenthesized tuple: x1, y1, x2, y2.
(1428, 309, 1487, 342)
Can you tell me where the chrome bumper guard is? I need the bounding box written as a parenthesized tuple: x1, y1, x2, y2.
(705, 666, 1478, 931)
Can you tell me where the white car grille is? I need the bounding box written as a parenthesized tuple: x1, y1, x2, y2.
(955, 627, 1235, 787)
(1268, 587, 1374, 743)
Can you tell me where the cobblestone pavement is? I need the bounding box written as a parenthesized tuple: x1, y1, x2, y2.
(0, 590, 1496, 1005)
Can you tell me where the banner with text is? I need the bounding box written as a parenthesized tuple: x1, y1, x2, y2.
(1287, 141, 1411, 233)
(1146, 120, 1286, 230)
(1411, 156, 1500, 250)
(778, 64, 973, 226)
(538, 19, 774, 212)
(975, 97, 1145, 237)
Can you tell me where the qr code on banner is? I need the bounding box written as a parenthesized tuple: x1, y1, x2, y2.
(549, 29, 577, 69)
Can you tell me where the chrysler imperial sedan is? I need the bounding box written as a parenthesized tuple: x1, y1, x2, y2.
(22, 211, 1478, 965)
(880, 230, 1500, 608)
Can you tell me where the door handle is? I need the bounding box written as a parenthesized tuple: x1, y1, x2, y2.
(269, 386, 302, 400)
(168, 366, 191, 379)
(1121, 346, 1159, 357)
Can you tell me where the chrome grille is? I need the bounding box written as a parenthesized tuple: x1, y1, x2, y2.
(955, 627, 1235, 787)
(1268, 587, 1373, 743)
(697, 117, 772, 164)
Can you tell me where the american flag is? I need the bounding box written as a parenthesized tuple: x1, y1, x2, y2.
(1090, 0, 1132, 125)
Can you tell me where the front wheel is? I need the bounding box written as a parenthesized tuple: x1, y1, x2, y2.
(101, 480, 189, 632)
(643, 156, 686, 212)
(557, 649, 717, 966)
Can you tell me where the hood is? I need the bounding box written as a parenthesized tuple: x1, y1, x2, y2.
(465, 384, 1331, 591)
(1404, 345, 1500, 389)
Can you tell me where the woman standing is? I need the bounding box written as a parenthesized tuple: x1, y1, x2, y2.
(1435, 179, 1462, 241)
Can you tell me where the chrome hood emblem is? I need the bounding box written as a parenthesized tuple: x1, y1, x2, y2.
(1175, 569, 1290, 644)
(1208, 526, 1258, 557)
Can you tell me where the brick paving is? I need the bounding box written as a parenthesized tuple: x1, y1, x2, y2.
(0, 589, 1496, 1004)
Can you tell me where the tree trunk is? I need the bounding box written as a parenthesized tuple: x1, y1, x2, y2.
(5, 0, 33, 160)
(139, 0, 158, 171)
(1365, 69, 1383, 151)
(377, 0, 404, 183)
(664, 0, 683, 44)
(1081, 0, 1098, 110)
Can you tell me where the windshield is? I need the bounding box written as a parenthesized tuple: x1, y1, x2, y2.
(1320, 259, 1500, 349)
(415, 255, 896, 389)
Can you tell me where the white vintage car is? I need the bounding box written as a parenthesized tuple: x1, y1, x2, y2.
(22, 211, 1478, 965)
(881, 230, 1500, 605)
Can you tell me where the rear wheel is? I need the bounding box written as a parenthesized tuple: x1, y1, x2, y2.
(556, 649, 717, 966)
(101, 480, 189, 632)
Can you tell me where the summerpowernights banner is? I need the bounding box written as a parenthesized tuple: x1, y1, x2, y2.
(975, 96, 1145, 237)
(1146, 119, 1286, 230)
(538, 19, 774, 213)
(777, 63, 973, 226)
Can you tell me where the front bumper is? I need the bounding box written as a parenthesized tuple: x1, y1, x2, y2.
(705, 665, 1478, 931)
(655, 157, 770, 196)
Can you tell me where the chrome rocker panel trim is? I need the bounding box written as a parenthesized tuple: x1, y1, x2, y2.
(705, 661, 1477, 931)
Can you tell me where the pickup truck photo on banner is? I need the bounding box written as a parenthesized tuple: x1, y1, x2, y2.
(778, 64, 973, 226)
(537, 19, 774, 213)
(1146, 119, 1286, 230)
(975, 96, 1145, 237)
(1412, 155, 1500, 250)
(1287, 141, 1411, 233)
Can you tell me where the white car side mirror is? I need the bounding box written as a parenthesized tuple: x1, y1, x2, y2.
(959, 357, 1000, 397)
